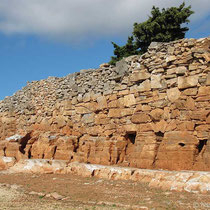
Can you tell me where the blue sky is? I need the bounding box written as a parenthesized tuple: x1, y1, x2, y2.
(0, 0, 209, 100)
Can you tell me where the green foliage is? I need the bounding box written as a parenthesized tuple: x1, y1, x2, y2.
(109, 2, 194, 65)
(109, 36, 138, 65)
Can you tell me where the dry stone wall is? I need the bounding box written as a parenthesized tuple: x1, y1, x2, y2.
(0, 37, 210, 171)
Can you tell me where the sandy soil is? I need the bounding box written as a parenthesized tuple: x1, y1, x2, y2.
(0, 171, 209, 210)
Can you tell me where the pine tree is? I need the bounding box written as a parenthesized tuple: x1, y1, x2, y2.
(109, 2, 194, 65)
(109, 36, 138, 65)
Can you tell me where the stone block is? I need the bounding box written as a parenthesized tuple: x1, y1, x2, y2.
(138, 79, 151, 92)
(108, 100, 118, 108)
(123, 94, 136, 107)
(152, 120, 167, 133)
(97, 96, 108, 110)
(150, 109, 164, 121)
(131, 113, 151, 124)
(186, 97, 195, 110)
(108, 109, 133, 118)
(183, 88, 198, 96)
(167, 87, 181, 102)
(178, 76, 198, 89)
(151, 75, 162, 89)
(164, 131, 198, 144)
(177, 121, 195, 131)
(175, 66, 187, 75)
(166, 56, 176, 63)
(137, 123, 153, 132)
(130, 71, 150, 82)
(81, 113, 95, 124)
(197, 86, 210, 97)
(190, 109, 209, 120)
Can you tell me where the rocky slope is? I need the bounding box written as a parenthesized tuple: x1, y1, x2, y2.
(0, 37, 209, 171)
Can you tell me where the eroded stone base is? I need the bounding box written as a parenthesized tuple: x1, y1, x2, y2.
(1, 157, 209, 194)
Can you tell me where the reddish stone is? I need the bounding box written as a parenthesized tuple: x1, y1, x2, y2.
(131, 113, 151, 124)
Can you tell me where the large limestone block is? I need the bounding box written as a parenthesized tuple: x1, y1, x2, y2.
(108, 100, 118, 108)
(123, 94, 136, 107)
(108, 109, 133, 118)
(54, 150, 72, 160)
(183, 88, 198, 96)
(150, 109, 164, 121)
(177, 121, 195, 131)
(164, 131, 198, 145)
(196, 86, 210, 101)
(151, 74, 162, 89)
(140, 150, 156, 160)
(131, 113, 151, 124)
(130, 71, 150, 82)
(138, 79, 151, 92)
(54, 116, 67, 128)
(166, 55, 176, 63)
(137, 123, 153, 132)
(81, 113, 95, 124)
(175, 66, 187, 75)
(197, 86, 210, 96)
(152, 120, 167, 133)
(178, 76, 198, 89)
(95, 114, 108, 125)
(167, 87, 181, 102)
(97, 96, 108, 110)
(186, 97, 196, 110)
(123, 124, 137, 132)
(190, 109, 209, 120)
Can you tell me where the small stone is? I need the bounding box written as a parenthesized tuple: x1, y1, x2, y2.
(29, 191, 38, 195)
(45, 194, 51, 198)
(10, 184, 19, 190)
(166, 56, 176, 63)
(175, 66, 187, 75)
(51, 192, 64, 200)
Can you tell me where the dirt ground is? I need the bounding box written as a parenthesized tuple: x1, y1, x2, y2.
(0, 171, 209, 210)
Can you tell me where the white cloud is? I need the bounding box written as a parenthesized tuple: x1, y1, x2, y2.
(0, 0, 209, 43)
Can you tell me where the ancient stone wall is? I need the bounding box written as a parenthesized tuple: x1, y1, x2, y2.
(0, 37, 209, 171)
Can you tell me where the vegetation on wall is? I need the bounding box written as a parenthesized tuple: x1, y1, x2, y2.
(109, 2, 194, 65)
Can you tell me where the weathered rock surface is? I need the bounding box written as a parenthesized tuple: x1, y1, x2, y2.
(0, 37, 209, 171)
(3, 158, 210, 194)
